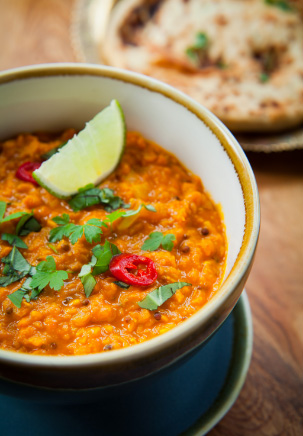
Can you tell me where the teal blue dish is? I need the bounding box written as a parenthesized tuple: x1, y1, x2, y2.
(0, 292, 252, 436)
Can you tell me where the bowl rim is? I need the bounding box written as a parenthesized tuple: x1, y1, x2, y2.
(0, 63, 260, 368)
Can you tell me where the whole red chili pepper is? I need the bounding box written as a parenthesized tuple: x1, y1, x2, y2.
(109, 253, 157, 286)
(16, 161, 41, 185)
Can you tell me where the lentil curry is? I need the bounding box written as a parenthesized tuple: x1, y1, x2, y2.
(0, 130, 226, 355)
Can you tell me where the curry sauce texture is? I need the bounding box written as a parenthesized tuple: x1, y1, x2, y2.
(0, 131, 226, 355)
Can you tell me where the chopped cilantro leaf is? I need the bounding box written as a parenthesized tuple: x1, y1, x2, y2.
(41, 141, 67, 160)
(141, 232, 164, 251)
(86, 218, 105, 227)
(103, 209, 125, 226)
(144, 205, 157, 212)
(99, 187, 129, 212)
(49, 219, 102, 246)
(1, 246, 33, 275)
(47, 243, 58, 254)
(49, 214, 103, 245)
(49, 205, 156, 246)
(0, 271, 27, 287)
(162, 234, 176, 251)
(15, 213, 41, 236)
(92, 240, 121, 275)
(83, 225, 102, 244)
(114, 281, 130, 289)
(78, 241, 120, 296)
(69, 185, 129, 212)
(29, 256, 68, 291)
(8, 289, 26, 308)
(1, 250, 68, 307)
(122, 204, 156, 217)
(1, 233, 28, 249)
(118, 204, 157, 230)
(52, 213, 70, 226)
(141, 232, 176, 252)
(0, 201, 6, 222)
(8, 278, 33, 308)
(138, 282, 192, 310)
(68, 225, 86, 245)
(0, 201, 28, 224)
(80, 273, 96, 297)
(0, 202, 41, 239)
(0, 246, 35, 287)
(49, 216, 74, 243)
(1, 211, 28, 224)
(79, 261, 97, 298)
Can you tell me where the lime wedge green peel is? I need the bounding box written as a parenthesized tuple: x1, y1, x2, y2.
(33, 100, 126, 199)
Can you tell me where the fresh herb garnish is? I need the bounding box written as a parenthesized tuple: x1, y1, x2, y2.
(50, 205, 156, 245)
(8, 256, 68, 307)
(1, 211, 28, 223)
(122, 204, 156, 216)
(49, 214, 104, 245)
(52, 214, 70, 226)
(41, 141, 67, 160)
(264, 0, 294, 11)
(0, 202, 41, 242)
(103, 209, 126, 224)
(186, 32, 209, 65)
(78, 241, 121, 296)
(138, 282, 191, 310)
(0, 246, 35, 287)
(117, 204, 157, 230)
(48, 214, 73, 243)
(141, 232, 176, 252)
(15, 212, 41, 236)
(0, 201, 6, 222)
(7, 278, 33, 308)
(8, 277, 43, 308)
(69, 185, 129, 212)
(29, 256, 68, 292)
(114, 281, 130, 289)
(79, 263, 97, 298)
(1, 233, 28, 249)
(47, 243, 59, 254)
(92, 241, 121, 275)
(0, 201, 28, 224)
(259, 72, 270, 83)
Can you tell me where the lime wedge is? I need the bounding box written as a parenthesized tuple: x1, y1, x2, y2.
(33, 100, 126, 198)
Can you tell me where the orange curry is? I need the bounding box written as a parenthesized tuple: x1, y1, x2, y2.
(0, 130, 226, 355)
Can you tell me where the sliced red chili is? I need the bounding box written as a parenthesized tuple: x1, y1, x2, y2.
(16, 161, 41, 185)
(109, 253, 157, 286)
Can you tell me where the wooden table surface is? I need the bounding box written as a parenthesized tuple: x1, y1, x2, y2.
(0, 0, 302, 434)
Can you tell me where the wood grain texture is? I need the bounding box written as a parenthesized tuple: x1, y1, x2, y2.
(0, 1, 302, 434)
(210, 151, 303, 436)
(0, 0, 76, 70)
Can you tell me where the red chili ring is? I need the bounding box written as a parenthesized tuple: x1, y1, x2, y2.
(16, 161, 41, 185)
(109, 253, 157, 286)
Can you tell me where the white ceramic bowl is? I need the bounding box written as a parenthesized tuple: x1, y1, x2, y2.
(0, 64, 259, 397)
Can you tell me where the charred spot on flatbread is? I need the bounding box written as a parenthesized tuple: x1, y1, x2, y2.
(120, 0, 163, 45)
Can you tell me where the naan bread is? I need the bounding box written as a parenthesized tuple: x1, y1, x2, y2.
(102, 0, 303, 132)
